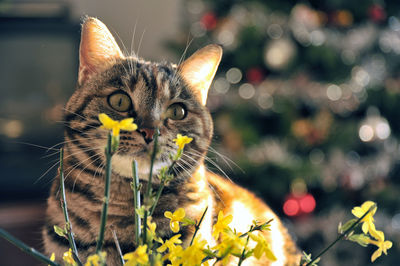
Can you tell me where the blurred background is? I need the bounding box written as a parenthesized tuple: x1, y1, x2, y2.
(0, 0, 399, 265)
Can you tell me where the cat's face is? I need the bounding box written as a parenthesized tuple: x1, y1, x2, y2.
(64, 17, 222, 181)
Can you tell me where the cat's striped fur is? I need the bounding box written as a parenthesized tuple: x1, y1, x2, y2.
(43, 17, 300, 265)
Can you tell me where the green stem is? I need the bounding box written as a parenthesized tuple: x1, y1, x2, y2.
(59, 148, 82, 265)
(238, 219, 273, 238)
(190, 206, 208, 246)
(149, 160, 176, 216)
(143, 129, 159, 245)
(146, 129, 159, 197)
(112, 229, 125, 265)
(142, 211, 148, 245)
(305, 204, 376, 266)
(238, 235, 250, 266)
(132, 160, 141, 245)
(96, 133, 113, 253)
(0, 228, 60, 266)
(149, 182, 165, 216)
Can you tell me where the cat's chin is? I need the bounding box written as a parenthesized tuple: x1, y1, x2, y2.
(111, 154, 170, 182)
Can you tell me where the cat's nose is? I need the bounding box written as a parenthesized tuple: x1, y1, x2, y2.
(138, 127, 156, 144)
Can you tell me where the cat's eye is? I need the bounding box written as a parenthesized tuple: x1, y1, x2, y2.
(166, 103, 187, 120)
(107, 91, 132, 112)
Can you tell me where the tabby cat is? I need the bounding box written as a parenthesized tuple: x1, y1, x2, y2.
(43, 17, 300, 265)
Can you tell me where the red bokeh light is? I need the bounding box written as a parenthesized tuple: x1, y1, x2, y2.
(283, 193, 316, 217)
(200, 12, 218, 30)
(283, 198, 300, 216)
(246, 67, 264, 84)
(299, 194, 316, 213)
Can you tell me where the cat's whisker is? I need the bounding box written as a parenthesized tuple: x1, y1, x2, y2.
(207, 146, 244, 173)
(64, 150, 103, 182)
(46, 145, 102, 165)
(35, 143, 102, 184)
(42, 137, 100, 158)
(12, 141, 60, 152)
(92, 161, 106, 182)
(185, 150, 233, 183)
(56, 120, 100, 130)
(128, 19, 139, 75)
(73, 156, 104, 191)
(176, 159, 195, 178)
(34, 160, 62, 184)
(108, 27, 131, 78)
(136, 29, 146, 60)
(171, 35, 193, 86)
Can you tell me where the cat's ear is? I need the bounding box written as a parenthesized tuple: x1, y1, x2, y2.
(78, 17, 124, 85)
(179, 44, 222, 105)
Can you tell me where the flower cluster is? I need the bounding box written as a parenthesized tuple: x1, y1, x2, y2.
(124, 208, 275, 266)
(347, 201, 392, 262)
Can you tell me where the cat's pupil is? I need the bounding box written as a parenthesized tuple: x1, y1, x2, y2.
(118, 98, 122, 107)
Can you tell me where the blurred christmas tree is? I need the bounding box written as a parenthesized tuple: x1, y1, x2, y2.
(168, 1, 400, 265)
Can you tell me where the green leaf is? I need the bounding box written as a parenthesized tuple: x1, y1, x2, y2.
(348, 234, 371, 247)
(53, 225, 66, 238)
(300, 251, 320, 266)
(338, 219, 358, 234)
(182, 217, 196, 226)
(202, 248, 216, 258)
(136, 206, 146, 218)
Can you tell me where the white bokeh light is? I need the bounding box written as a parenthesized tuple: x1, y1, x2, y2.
(359, 124, 374, 142)
(238, 83, 255, 99)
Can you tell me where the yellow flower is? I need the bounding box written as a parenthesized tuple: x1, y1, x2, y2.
(249, 233, 277, 261)
(164, 208, 186, 233)
(84, 252, 106, 266)
(157, 234, 182, 253)
(179, 236, 208, 266)
(351, 201, 377, 234)
(173, 134, 193, 150)
(123, 245, 149, 266)
(98, 113, 137, 136)
(368, 229, 392, 262)
(213, 230, 246, 264)
(212, 211, 233, 239)
(141, 218, 161, 243)
(48, 252, 55, 266)
(62, 249, 77, 266)
(165, 245, 184, 265)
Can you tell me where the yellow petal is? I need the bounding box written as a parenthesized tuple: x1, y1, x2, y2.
(157, 244, 167, 253)
(119, 118, 134, 126)
(122, 123, 138, 131)
(123, 252, 135, 260)
(164, 211, 173, 219)
(218, 211, 224, 220)
(371, 248, 382, 262)
(370, 228, 384, 241)
(265, 246, 277, 261)
(175, 208, 186, 220)
(119, 119, 138, 131)
(253, 243, 263, 259)
(361, 221, 369, 234)
(98, 113, 116, 129)
(385, 241, 393, 249)
(362, 201, 376, 210)
(171, 221, 180, 233)
(351, 207, 364, 217)
(112, 126, 120, 136)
